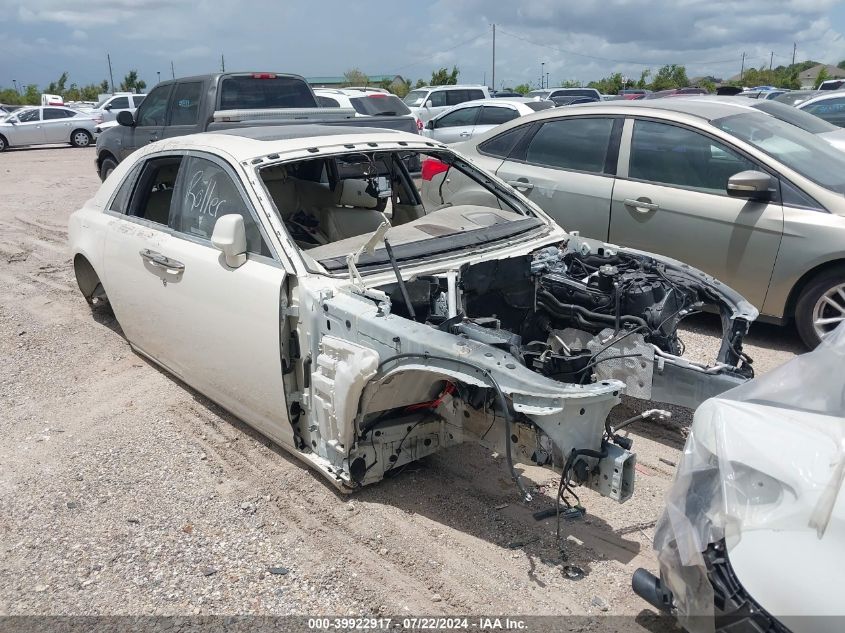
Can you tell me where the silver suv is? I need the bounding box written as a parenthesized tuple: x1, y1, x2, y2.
(89, 93, 146, 124)
(402, 85, 490, 123)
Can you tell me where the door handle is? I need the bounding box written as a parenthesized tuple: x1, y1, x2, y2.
(624, 198, 659, 213)
(148, 136, 158, 143)
(507, 179, 534, 191)
(140, 249, 185, 273)
(459, 131, 471, 137)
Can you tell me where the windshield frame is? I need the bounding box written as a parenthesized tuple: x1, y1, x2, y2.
(402, 90, 428, 106)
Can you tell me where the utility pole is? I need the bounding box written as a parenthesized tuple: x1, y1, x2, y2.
(792, 42, 797, 67)
(740, 52, 746, 84)
(156, 71, 161, 85)
(491, 23, 496, 93)
(541, 62, 545, 89)
(546, 72, 550, 89)
(107, 53, 115, 94)
(12, 79, 18, 95)
(221, 54, 225, 72)
(171, 60, 175, 79)
(769, 51, 774, 71)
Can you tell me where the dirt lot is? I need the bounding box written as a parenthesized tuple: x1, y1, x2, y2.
(0, 146, 804, 621)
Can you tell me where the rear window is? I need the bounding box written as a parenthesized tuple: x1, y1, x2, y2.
(219, 75, 317, 110)
(551, 89, 598, 98)
(525, 101, 554, 112)
(349, 95, 411, 116)
(751, 100, 838, 134)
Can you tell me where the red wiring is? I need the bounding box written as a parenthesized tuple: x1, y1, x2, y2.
(404, 382, 455, 412)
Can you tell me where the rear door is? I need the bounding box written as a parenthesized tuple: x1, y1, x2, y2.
(494, 116, 621, 238)
(120, 83, 172, 158)
(609, 118, 783, 308)
(430, 105, 481, 144)
(473, 104, 520, 138)
(801, 96, 845, 128)
(42, 108, 76, 142)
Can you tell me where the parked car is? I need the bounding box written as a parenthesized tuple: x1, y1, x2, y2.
(0, 106, 97, 151)
(773, 90, 820, 106)
(797, 91, 845, 127)
(314, 88, 417, 122)
(600, 94, 624, 101)
(551, 95, 599, 106)
(401, 85, 490, 124)
(96, 72, 418, 181)
(740, 89, 787, 100)
(634, 322, 845, 633)
(644, 88, 709, 99)
(0, 104, 22, 116)
(619, 89, 650, 99)
(88, 92, 146, 124)
(69, 126, 756, 503)
(422, 99, 845, 347)
(422, 98, 552, 144)
(818, 79, 845, 90)
(491, 91, 523, 98)
(527, 87, 602, 102)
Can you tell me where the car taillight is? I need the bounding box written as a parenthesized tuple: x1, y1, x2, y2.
(367, 93, 387, 98)
(252, 73, 277, 79)
(416, 117, 423, 132)
(421, 157, 449, 181)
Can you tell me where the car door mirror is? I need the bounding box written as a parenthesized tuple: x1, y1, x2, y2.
(726, 170, 774, 200)
(425, 100, 433, 109)
(7, 116, 17, 124)
(211, 214, 248, 268)
(426, 119, 435, 130)
(104, 104, 113, 111)
(116, 110, 135, 127)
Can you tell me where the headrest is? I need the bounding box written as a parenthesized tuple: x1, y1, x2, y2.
(337, 179, 378, 209)
(261, 165, 289, 182)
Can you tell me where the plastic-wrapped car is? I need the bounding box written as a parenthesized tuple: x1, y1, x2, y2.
(634, 323, 845, 633)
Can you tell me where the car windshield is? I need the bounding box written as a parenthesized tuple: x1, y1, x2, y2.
(258, 148, 545, 274)
(527, 90, 551, 99)
(773, 91, 816, 106)
(402, 90, 427, 106)
(750, 100, 838, 134)
(93, 98, 109, 109)
(711, 111, 845, 193)
(349, 95, 411, 116)
(219, 75, 317, 110)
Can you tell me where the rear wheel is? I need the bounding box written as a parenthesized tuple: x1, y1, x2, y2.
(794, 267, 845, 348)
(70, 129, 92, 148)
(99, 156, 118, 181)
(0, 134, 7, 152)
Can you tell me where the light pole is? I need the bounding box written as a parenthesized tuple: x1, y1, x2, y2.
(541, 62, 545, 88)
(546, 72, 550, 89)
(12, 79, 19, 95)
(157, 71, 161, 85)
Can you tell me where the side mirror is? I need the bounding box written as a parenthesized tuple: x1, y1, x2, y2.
(211, 214, 248, 268)
(104, 104, 113, 111)
(116, 110, 135, 127)
(425, 100, 433, 109)
(726, 170, 773, 200)
(426, 119, 435, 130)
(7, 116, 17, 124)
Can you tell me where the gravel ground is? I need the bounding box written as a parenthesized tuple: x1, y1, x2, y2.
(0, 146, 803, 621)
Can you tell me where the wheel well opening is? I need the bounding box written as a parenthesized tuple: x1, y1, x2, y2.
(96, 150, 116, 169)
(73, 254, 100, 299)
(785, 259, 845, 320)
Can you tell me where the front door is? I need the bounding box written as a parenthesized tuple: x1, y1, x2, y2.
(11, 108, 45, 145)
(430, 106, 480, 144)
(609, 118, 783, 308)
(102, 151, 291, 443)
(120, 84, 172, 159)
(495, 116, 619, 239)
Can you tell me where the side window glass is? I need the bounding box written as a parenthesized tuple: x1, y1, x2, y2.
(18, 109, 40, 122)
(137, 85, 171, 127)
(317, 96, 341, 107)
(478, 125, 530, 158)
(127, 156, 184, 225)
(467, 89, 485, 100)
(629, 120, 757, 194)
(168, 82, 202, 126)
(429, 91, 447, 107)
(478, 106, 518, 125)
(525, 118, 614, 173)
(446, 90, 468, 106)
(804, 98, 845, 123)
(43, 108, 67, 120)
(172, 157, 270, 256)
(132, 96, 146, 108)
(110, 97, 130, 109)
(109, 164, 140, 213)
(437, 107, 480, 128)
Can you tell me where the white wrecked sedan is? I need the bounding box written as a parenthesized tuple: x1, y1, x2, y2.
(69, 126, 757, 504)
(634, 323, 845, 633)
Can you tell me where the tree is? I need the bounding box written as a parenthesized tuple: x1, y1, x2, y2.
(698, 79, 716, 94)
(588, 72, 624, 95)
(430, 66, 459, 86)
(815, 66, 830, 89)
(0, 87, 22, 105)
(23, 84, 40, 105)
(119, 70, 146, 93)
(414, 79, 426, 89)
(46, 72, 69, 96)
(391, 77, 411, 98)
(650, 64, 689, 90)
(513, 83, 531, 95)
(839, 60, 845, 70)
(558, 79, 582, 88)
(636, 69, 651, 89)
(343, 68, 369, 87)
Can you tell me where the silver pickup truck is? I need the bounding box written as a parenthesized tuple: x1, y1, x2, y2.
(95, 72, 419, 180)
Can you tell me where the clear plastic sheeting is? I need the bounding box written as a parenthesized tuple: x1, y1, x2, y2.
(654, 323, 845, 633)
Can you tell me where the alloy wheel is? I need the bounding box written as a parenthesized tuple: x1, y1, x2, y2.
(812, 282, 845, 340)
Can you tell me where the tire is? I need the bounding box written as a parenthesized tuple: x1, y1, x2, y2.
(70, 129, 93, 148)
(0, 134, 7, 152)
(99, 156, 118, 181)
(794, 266, 845, 348)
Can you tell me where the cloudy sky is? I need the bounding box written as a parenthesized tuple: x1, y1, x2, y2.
(2, 0, 845, 91)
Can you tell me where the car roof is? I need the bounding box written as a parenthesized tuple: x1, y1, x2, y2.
(799, 91, 845, 106)
(528, 97, 754, 121)
(168, 125, 441, 162)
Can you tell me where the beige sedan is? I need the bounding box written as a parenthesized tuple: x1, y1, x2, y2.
(424, 98, 845, 346)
